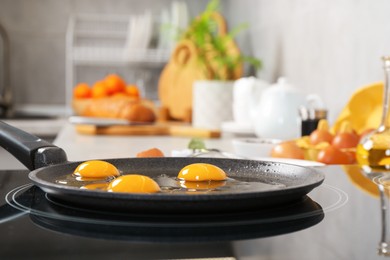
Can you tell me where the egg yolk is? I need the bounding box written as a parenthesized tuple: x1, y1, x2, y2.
(177, 163, 227, 181)
(107, 174, 161, 193)
(73, 160, 120, 179)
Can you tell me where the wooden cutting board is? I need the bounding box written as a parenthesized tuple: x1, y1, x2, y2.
(74, 122, 221, 138)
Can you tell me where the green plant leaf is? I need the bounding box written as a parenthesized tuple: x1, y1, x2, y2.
(206, 0, 220, 12)
(228, 23, 249, 39)
(241, 56, 263, 70)
(177, 0, 263, 80)
(188, 138, 206, 150)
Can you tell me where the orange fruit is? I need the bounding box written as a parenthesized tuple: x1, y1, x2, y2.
(92, 81, 109, 98)
(316, 146, 352, 165)
(309, 119, 334, 145)
(309, 129, 334, 145)
(111, 92, 128, 98)
(125, 85, 140, 98)
(104, 74, 126, 95)
(332, 132, 360, 149)
(73, 83, 92, 99)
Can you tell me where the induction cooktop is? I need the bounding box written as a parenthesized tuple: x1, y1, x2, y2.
(0, 169, 348, 259)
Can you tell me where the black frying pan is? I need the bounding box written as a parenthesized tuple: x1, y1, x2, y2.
(0, 121, 325, 213)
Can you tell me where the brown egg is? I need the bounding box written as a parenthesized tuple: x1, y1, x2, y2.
(270, 141, 305, 160)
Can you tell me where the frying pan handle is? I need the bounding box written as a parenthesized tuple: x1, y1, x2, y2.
(0, 121, 68, 170)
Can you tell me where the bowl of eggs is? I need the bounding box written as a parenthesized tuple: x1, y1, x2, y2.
(232, 138, 282, 159)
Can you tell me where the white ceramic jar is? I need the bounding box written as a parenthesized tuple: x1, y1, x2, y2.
(192, 80, 234, 130)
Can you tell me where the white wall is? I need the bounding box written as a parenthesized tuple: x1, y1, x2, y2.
(226, 0, 390, 123)
(2, 0, 390, 124)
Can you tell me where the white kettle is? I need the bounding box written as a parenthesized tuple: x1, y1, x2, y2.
(253, 77, 323, 140)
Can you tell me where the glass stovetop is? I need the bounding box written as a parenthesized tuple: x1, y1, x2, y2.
(0, 166, 384, 259)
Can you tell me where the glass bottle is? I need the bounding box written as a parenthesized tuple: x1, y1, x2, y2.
(356, 56, 390, 177)
(356, 56, 390, 256)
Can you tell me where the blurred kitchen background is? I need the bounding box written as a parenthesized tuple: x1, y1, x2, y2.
(1, 0, 390, 123)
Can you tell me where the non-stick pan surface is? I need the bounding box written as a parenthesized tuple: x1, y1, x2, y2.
(29, 157, 324, 213)
(0, 121, 324, 214)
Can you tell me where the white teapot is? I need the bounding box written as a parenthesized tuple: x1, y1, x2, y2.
(232, 76, 270, 126)
(253, 77, 323, 140)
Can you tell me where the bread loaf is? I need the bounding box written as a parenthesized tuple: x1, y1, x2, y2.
(74, 97, 156, 122)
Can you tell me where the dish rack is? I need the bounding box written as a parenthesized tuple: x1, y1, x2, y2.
(65, 13, 173, 113)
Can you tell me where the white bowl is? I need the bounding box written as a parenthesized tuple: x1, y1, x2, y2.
(232, 138, 282, 158)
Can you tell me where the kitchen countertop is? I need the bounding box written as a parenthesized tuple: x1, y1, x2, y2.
(3, 104, 68, 137)
(3, 117, 66, 138)
(0, 122, 387, 259)
(54, 123, 235, 161)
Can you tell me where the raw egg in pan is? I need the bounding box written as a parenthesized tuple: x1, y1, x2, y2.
(107, 174, 161, 193)
(73, 160, 120, 179)
(80, 183, 110, 191)
(177, 163, 227, 181)
(177, 180, 226, 190)
(63, 160, 285, 195)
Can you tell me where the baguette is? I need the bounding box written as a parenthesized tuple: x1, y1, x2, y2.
(74, 97, 156, 122)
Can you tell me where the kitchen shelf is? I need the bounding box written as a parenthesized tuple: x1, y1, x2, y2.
(66, 13, 171, 66)
(65, 13, 173, 113)
(71, 47, 170, 66)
